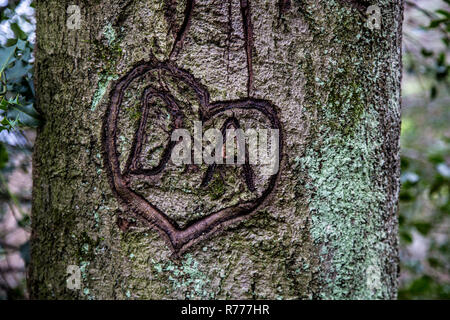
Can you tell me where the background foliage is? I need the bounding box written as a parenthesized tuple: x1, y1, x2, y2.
(0, 0, 35, 299)
(0, 0, 448, 299)
(399, 0, 449, 299)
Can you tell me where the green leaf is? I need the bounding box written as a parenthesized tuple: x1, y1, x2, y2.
(400, 231, 413, 244)
(428, 151, 445, 164)
(19, 241, 30, 266)
(428, 257, 440, 268)
(430, 85, 438, 99)
(16, 38, 27, 51)
(0, 143, 8, 169)
(18, 215, 31, 228)
(10, 23, 27, 41)
(442, 37, 450, 47)
(414, 222, 432, 235)
(5, 59, 32, 81)
(408, 275, 434, 295)
(435, 9, 450, 19)
(0, 97, 9, 111)
(428, 18, 447, 29)
(0, 44, 17, 74)
(421, 48, 433, 57)
(7, 103, 42, 127)
(437, 52, 446, 66)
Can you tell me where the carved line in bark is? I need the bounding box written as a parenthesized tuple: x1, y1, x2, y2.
(240, 0, 254, 97)
(169, 0, 195, 59)
(163, 0, 180, 37)
(200, 116, 257, 192)
(165, 0, 255, 95)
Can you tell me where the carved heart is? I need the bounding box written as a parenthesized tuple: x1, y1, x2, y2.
(103, 57, 283, 255)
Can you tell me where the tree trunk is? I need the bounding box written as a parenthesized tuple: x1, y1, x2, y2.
(29, 0, 403, 299)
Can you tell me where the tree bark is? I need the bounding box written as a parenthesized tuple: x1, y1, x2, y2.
(29, 0, 403, 299)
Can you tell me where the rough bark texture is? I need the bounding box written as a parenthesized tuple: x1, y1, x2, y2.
(29, 0, 403, 299)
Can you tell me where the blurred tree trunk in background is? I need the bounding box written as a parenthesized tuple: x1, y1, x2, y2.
(29, 0, 403, 299)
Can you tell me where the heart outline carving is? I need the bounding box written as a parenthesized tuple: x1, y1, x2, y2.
(102, 57, 283, 255)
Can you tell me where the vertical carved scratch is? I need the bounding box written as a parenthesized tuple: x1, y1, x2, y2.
(240, 0, 254, 97)
(169, 0, 195, 60)
(278, 0, 291, 17)
(226, 0, 233, 85)
(164, 0, 179, 37)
